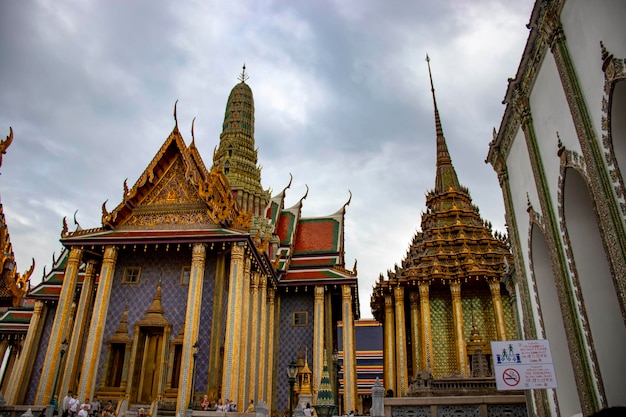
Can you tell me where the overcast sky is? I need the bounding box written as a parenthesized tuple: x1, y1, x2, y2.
(0, 0, 534, 318)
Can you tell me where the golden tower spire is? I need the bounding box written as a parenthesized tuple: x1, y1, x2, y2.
(426, 54, 460, 193)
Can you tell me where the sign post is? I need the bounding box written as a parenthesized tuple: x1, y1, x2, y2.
(491, 340, 557, 391)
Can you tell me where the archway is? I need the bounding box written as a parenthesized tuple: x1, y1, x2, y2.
(530, 225, 579, 417)
(563, 167, 626, 405)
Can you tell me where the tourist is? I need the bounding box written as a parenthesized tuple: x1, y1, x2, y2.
(245, 400, 254, 413)
(201, 395, 211, 411)
(62, 391, 73, 417)
(216, 399, 227, 412)
(228, 400, 238, 412)
(78, 404, 89, 417)
(137, 408, 146, 417)
(303, 403, 313, 417)
(90, 396, 101, 417)
(68, 394, 80, 417)
(103, 401, 114, 417)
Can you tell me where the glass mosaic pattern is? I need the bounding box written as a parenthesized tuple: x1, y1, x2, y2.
(429, 289, 454, 377)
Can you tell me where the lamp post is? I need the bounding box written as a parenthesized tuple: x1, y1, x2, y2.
(46, 338, 68, 417)
(287, 360, 298, 417)
(332, 349, 339, 415)
(187, 342, 199, 413)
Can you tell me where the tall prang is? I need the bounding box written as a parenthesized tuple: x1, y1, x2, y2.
(213, 65, 271, 217)
(370, 57, 515, 398)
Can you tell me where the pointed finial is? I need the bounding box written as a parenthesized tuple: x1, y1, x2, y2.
(191, 117, 196, 145)
(173, 99, 179, 127)
(238, 63, 250, 83)
(425, 54, 444, 139)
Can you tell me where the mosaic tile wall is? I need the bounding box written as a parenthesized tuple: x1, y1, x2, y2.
(429, 289, 454, 378)
(24, 302, 56, 404)
(461, 290, 497, 346)
(275, 291, 314, 412)
(96, 244, 217, 391)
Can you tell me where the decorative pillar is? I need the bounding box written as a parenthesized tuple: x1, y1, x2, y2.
(221, 243, 245, 402)
(256, 276, 268, 402)
(237, 255, 252, 410)
(418, 282, 434, 371)
(247, 271, 261, 402)
(76, 246, 117, 401)
(312, 285, 325, 402)
(177, 243, 206, 415)
(393, 286, 408, 396)
(449, 282, 468, 377)
(37, 247, 83, 404)
(341, 285, 357, 413)
(265, 287, 276, 409)
(409, 291, 420, 378)
(383, 294, 395, 395)
(489, 280, 508, 341)
(4, 300, 47, 404)
(61, 260, 97, 395)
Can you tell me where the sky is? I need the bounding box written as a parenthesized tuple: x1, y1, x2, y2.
(0, 0, 534, 318)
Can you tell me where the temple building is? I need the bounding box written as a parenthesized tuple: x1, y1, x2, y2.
(486, 1, 626, 416)
(0, 68, 360, 416)
(370, 58, 517, 398)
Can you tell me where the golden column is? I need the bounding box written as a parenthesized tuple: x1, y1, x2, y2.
(265, 288, 277, 409)
(5, 300, 47, 404)
(418, 281, 434, 371)
(393, 286, 408, 396)
(36, 247, 83, 404)
(221, 243, 245, 402)
(450, 282, 468, 377)
(237, 255, 252, 409)
(341, 285, 357, 413)
(177, 243, 206, 415)
(77, 245, 117, 400)
(489, 280, 508, 341)
(60, 260, 97, 395)
(383, 294, 395, 395)
(247, 271, 261, 402)
(313, 285, 325, 402)
(257, 277, 268, 402)
(409, 291, 420, 378)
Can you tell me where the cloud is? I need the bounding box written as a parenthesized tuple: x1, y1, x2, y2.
(0, 0, 534, 317)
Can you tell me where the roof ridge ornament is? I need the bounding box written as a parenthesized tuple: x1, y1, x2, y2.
(238, 63, 250, 83)
(173, 99, 179, 129)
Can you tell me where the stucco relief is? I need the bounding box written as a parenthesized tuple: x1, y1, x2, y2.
(555, 145, 607, 407)
(600, 41, 626, 218)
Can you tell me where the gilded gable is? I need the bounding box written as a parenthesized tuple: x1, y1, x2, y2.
(120, 155, 216, 229)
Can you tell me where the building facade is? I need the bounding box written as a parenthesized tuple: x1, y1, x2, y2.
(486, 1, 626, 416)
(0, 70, 361, 416)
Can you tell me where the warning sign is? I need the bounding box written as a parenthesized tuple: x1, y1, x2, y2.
(491, 340, 557, 391)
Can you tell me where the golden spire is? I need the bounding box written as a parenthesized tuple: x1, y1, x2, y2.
(426, 54, 460, 193)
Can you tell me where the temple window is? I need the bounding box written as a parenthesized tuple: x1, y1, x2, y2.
(122, 267, 141, 285)
(293, 311, 308, 327)
(180, 266, 191, 285)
